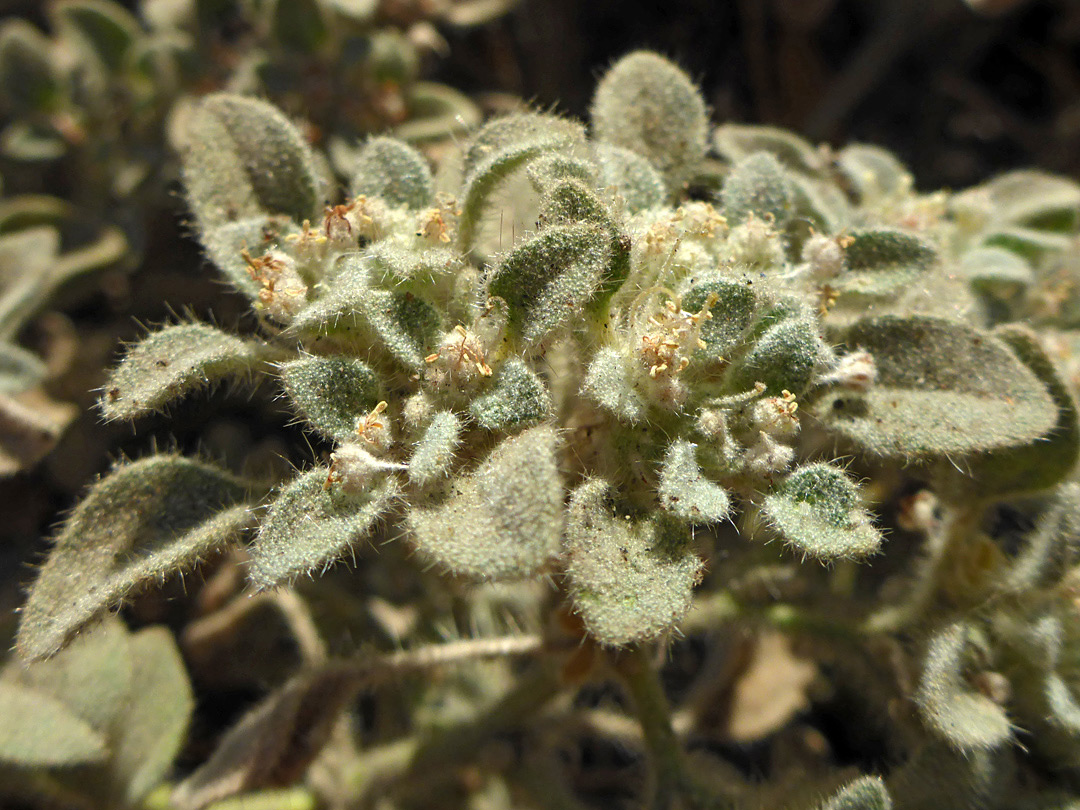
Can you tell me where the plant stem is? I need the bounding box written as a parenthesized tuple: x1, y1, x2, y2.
(614, 645, 689, 810)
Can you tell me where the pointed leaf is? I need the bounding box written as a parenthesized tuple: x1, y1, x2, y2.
(565, 479, 703, 646)
(0, 682, 108, 766)
(101, 323, 262, 421)
(280, 355, 381, 443)
(818, 316, 1058, 459)
(763, 463, 881, 561)
(408, 425, 563, 580)
(17, 456, 249, 661)
(658, 439, 730, 525)
(487, 223, 611, 349)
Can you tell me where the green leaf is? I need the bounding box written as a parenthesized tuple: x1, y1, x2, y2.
(0, 341, 46, 395)
(591, 51, 708, 190)
(249, 469, 400, 589)
(349, 136, 434, 209)
(110, 628, 195, 806)
(680, 274, 758, 365)
(183, 94, 320, 227)
(16, 456, 249, 662)
(393, 81, 482, 143)
(198, 215, 297, 301)
(720, 151, 796, 228)
(469, 358, 552, 431)
(487, 223, 611, 349)
(762, 463, 881, 560)
(817, 776, 892, 810)
(564, 479, 703, 646)
(581, 346, 645, 423)
(0, 682, 108, 766)
(938, 325, 1079, 498)
(960, 246, 1033, 309)
(280, 355, 381, 443)
(52, 0, 141, 72)
(916, 622, 1013, 752)
(714, 123, 823, 175)
(408, 410, 462, 487)
(407, 425, 563, 580)
(832, 228, 938, 299)
(458, 139, 572, 252)
(657, 439, 730, 525)
(268, 0, 328, 52)
(16, 614, 132, 733)
(999, 484, 1080, 593)
(727, 317, 830, 397)
(291, 273, 443, 371)
(0, 20, 61, 112)
(835, 143, 912, 202)
(959, 170, 1080, 233)
(817, 316, 1058, 460)
(594, 143, 666, 214)
(100, 323, 262, 421)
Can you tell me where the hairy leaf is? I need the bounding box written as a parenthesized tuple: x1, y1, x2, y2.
(818, 316, 1058, 460)
(408, 410, 462, 487)
(17, 456, 249, 661)
(714, 124, 822, 175)
(565, 479, 703, 646)
(721, 151, 796, 228)
(763, 463, 881, 561)
(487, 223, 611, 349)
(817, 776, 892, 810)
(916, 622, 1013, 752)
(101, 323, 262, 421)
(469, 358, 552, 431)
(591, 51, 708, 189)
(658, 439, 730, 525)
(594, 143, 666, 213)
(183, 94, 320, 227)
(249, 469, 400, 589)
(280, 355, 381, 443)
(408, 425, 563, 580)
(581, 346, 646, 423)
(833, 228, 938, 298)
(350, 136, 434, 209)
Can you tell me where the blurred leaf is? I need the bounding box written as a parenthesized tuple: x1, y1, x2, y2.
(0, 682, 108, 767)
(17, 456, 249, 662)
